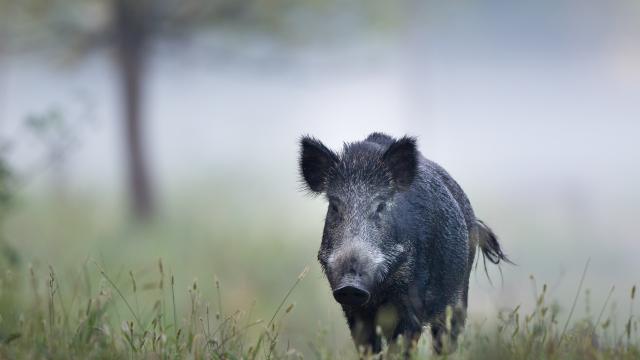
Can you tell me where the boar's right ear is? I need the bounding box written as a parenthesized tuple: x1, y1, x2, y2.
(382, 136, 418, 191)
(299, 136, 339, 193)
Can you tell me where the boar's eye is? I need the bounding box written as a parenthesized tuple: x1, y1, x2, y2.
(376, 202, 386, 213)
(329, 202, 340, 215)
(328, 196, 343, 215)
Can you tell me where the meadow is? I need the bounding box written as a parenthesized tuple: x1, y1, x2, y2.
(0, 184, 638, 359)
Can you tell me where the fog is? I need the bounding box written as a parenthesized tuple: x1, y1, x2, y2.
(1, 0, 638, 344)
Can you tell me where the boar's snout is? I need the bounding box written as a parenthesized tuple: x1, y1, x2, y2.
(333, 283, 370, 306)
(328, 242, 381, 306)
(331, 268, 373, 306)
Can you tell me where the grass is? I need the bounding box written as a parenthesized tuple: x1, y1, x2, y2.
(0, 258, 313, 359)
(0, 188, 638, 359)
(0, 256, 638, 359)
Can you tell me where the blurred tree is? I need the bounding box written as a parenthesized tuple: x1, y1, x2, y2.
(0, 0, 406, 220)
(113, 0, 153, 219)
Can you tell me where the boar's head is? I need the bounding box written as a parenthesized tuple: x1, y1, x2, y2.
(299, 134, 418, 307)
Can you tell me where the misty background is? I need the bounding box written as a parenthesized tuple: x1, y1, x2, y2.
(0, 0, 639, 351)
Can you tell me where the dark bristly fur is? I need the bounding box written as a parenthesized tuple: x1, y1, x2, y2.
(298, 132, 510, 355)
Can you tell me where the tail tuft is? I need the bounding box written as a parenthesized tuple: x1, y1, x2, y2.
(476, 220, 513, 265)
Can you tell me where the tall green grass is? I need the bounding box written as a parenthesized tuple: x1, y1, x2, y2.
(0, 257, 638, 359)
(1, 258, 313, 359)
(0, 186, 638, 358)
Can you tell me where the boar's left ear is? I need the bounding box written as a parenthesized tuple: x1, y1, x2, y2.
(382, 136, 418, 191)
(299, 136, 339, 194)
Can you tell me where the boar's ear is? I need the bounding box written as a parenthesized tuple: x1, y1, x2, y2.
(299, 136, 339, 193)
(382, 136, 418, 191)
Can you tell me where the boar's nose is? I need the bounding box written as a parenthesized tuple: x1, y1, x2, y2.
(333, 285, 370, 306)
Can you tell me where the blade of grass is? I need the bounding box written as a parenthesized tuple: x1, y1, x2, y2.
(595, 286, 616, 329)
(559, 258, 590, 346)
(93, 260, 143, 329)
(268, 266, 309, 327)
(171, 274, 178, 337)
(250, 266, 309, 360)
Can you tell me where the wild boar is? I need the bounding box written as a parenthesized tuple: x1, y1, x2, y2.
(298, 132, 509, 354)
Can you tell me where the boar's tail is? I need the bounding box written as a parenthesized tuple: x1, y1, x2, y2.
(476, 219, 512, 266)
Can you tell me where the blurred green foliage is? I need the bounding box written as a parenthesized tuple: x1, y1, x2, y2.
(0, 140, 20, 339)
(0, 0, 409, 54)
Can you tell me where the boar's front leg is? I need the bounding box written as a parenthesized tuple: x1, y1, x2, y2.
(347, 307, 423, 356)
(430, 305, 467, 354)
(390, 319, 423, 356)
(346, 311, 381, 355)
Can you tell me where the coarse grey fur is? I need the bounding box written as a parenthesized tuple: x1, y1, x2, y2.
(298, 132, 510, 355)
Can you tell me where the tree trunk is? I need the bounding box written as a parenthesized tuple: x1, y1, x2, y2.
(114, 0, 154, 220)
